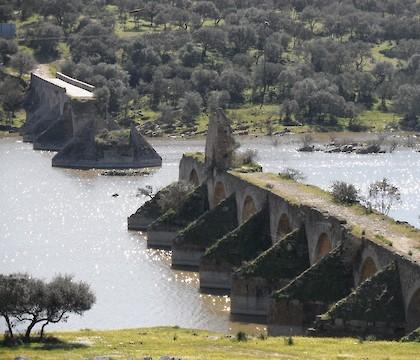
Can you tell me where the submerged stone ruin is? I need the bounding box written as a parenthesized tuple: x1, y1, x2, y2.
(129, 109, 420, 340)
(22, 72, 162, 169)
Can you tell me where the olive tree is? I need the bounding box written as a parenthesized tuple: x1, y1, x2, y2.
(179, 91, 203, 124)
(331, 181, 359, 204)
(0, 273, 95, 342)
(10, 52, 36, 79)
(367, 178, 402, 215)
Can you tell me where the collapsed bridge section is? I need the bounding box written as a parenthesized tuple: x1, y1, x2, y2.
(22, 72, 97, 151)
(22, 71, 162, 169)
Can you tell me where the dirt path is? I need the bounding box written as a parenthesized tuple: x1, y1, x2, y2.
(241, 172, 420, 261)
(33, 64, 94, 99)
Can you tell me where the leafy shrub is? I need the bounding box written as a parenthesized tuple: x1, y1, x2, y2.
(232, 149, 258, 167)
(236, 331, 248, 342)
(331, 181, 359, 204)
(157, 182, 195, 213)
(284, 336, 294, 345)
(278, 168, 306, 181)
(258, 332, 267, 340)
(367, 178, 401, 215)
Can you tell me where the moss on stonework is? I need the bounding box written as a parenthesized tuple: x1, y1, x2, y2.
(95, 129, 131, 148)
(174, 194, 238, 249)
(233, 162, 263, 173)
(149, 184, 209, 231)
(203, 206, 272, 267)
(134, 183, 177, 219)
(273, 245, 353, 303)
(183, 152, 205, 164)
(325, 262, 405, 324)
(236, 227, 310, 284)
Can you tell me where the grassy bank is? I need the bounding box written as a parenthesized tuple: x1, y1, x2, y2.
(134, 103, 402, 138)
(0, 327, 419, 360)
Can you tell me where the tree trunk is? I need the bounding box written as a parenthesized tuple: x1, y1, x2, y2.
(24, 320, 37, 342)
(40, 321, 49, 340)
(3, 314, 14, 339)
(381, 96, 387, 111)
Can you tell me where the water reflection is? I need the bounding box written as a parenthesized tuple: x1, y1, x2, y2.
(0, 136, 419, 335)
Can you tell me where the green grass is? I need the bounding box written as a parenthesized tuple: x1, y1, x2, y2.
(356, 109, 400, 131)
(139, 101, 401, 137)
(0, 109, 25, 129)
(114, 17, 168, 39)
(0, 327, 419, 360)
(371, 42, 403, 68)
(184, 152, 205, 163)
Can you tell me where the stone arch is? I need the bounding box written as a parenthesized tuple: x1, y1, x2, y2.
(276, 213, 292, 240)
(189, 168, 199, 186)
(242, 195, 257, 223)
(214, 181, 226, 206)
(407, 287, 420, 332)
(315, 233, 332, 262)
(359, 257, 378, 283)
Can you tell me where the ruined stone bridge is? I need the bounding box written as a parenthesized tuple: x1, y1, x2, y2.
(128, 110, 420, 339)
(22, 72, 162, 169)
(22, 72, 97, 150)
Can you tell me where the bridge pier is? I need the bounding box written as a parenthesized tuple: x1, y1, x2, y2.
(199, 206, 272, 293)
(172, 194, 238, 269)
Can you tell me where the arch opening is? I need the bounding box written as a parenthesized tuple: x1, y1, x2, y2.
(315, 233, 332, 262)
(242, 195, 257, 223)
(407, 288, 420, 332)
(359, 257, 378, 283)
(277, 213, 292, 240)
(189, 169, 199, 186)
(214, 181, 226, 206)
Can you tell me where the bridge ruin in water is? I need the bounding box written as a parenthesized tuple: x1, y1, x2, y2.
(129, 109, 420, 339)
(22, 71, 161, 169)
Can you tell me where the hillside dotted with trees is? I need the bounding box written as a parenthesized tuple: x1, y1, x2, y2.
(1, 0, 420, 136)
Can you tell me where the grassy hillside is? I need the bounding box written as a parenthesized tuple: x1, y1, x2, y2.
(1, 327, 419, 360)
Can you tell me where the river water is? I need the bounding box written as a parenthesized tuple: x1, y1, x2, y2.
(0, 136, 419, 333)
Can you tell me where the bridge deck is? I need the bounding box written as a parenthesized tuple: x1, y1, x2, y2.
(33, 72, 95, 99)
(232, 171, 420, 262)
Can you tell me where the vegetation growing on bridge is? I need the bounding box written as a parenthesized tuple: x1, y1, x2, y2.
(131, 183, 177, 221)
(237, 227, 309, 284)
(323, 262, 406, 325)
(203, 206, 271, 267)
(273, 246, 353, 304)
(174, 194, 238, 248)
(149, 183, 209, 231)
(95, 129, 131, 148)
(183, 152, 205, 164)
